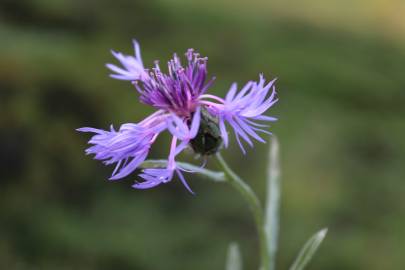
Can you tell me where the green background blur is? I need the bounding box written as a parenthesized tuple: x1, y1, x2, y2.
(1, 0, 404, 269)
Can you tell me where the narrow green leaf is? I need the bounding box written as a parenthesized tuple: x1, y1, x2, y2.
(141, 159, 226, 182)
(264, 136, 281, 270)
(289, 228, 328, 270)
(225, 242, 242, 270)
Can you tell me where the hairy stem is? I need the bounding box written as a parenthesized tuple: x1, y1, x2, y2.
(215, 153, 268, 270)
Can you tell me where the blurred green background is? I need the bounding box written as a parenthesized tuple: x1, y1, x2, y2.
(1, 0, 404, 269)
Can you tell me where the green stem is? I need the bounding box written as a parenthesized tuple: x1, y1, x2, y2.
(216, 153, 269, 270)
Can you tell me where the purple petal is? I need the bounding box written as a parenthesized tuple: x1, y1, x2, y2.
(219, 117, 229, 147)
(189, 106, 201, 138)
(225, 83, 238, 102)
(109, 150, 148, 180)
(176, 169, 194, 194)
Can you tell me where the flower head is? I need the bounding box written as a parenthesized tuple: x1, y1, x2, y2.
(135, 49, 214, 117)
(78, 40, 278, 192)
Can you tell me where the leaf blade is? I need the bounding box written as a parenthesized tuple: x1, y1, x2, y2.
(264, 136, 281, 270)
(289, 228, 328, 270)
(226, 242, 243, 270)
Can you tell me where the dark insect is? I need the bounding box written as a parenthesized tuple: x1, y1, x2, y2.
(189, 108, 223, 155)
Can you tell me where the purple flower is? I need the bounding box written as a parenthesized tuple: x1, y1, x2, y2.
(106, 40, 148, 81)
(78, 40, 278, 192)
(203, 74, 278, 154)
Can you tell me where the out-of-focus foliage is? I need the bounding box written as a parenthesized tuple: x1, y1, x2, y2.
(1, 0, 404, 269)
